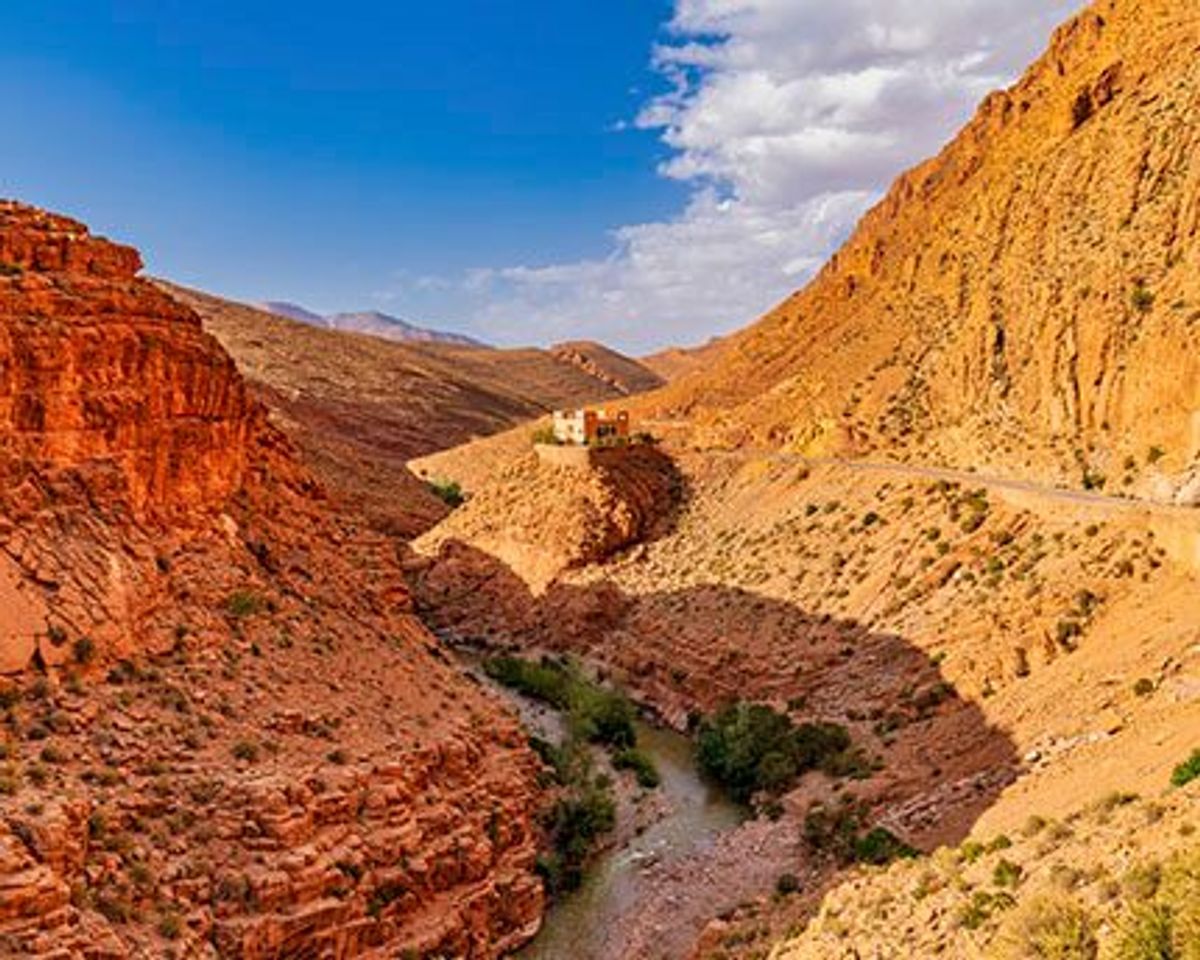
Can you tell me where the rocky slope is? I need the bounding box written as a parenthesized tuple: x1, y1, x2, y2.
(549, 341, 665, 397)
(166, 284, 661, 538)
(414, 444, 681, 593)
(640, 0, 1200, 501)
(770, 788, 1199, 960)
(400, 2, 1200, 955)
(0, 202, 546, 958)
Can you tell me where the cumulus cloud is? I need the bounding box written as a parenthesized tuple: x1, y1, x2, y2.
(457, 0, 1084, 353)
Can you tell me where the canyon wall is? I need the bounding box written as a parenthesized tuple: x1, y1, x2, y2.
(646, 0, 1200, 496)
(0, 201, 546, 958)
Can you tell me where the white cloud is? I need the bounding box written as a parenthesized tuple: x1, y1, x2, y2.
(458, 0, 1085, 353)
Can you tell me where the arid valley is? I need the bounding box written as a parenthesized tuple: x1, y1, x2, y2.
(1, 0, 1199, 958)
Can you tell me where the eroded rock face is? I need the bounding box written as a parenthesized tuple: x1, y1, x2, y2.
(0, 202, 546, 958)
(644, 0, 1200, 492)
(0, 202, 256, 520)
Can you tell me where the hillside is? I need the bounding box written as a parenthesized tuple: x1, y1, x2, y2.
(550, 340, 666, 396)
(162, 283, 661, 537)
(0, 202, 545, 957)
(639, 0, 1200, 503)
(641, 336, 730, 384)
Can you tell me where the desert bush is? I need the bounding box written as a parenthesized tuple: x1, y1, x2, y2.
(991, 893, 1097, 959)
(427, 478, 465, 507)
(1170, 750, 1200, 788)
(1131, 283, 1156, 315)
(231, 740, 259, 763)
(776, 872, 800, 896)
(531, 425, 559, 446)
(1110, 847, 1200, 959)
(854, 827, 917, 866)
(225, 592, 264, 619)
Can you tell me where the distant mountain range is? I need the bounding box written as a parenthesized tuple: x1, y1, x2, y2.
(259, 301, 486, 347)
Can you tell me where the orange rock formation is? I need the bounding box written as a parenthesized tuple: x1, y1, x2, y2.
(0, 201, 546, 958)
(645, 0, 1200, 498)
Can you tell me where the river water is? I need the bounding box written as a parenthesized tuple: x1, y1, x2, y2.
(515, 720, 746, 960)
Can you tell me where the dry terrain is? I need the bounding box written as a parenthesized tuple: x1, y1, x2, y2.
(164, 283, 662, 537)
(634, 0, 1200, 505)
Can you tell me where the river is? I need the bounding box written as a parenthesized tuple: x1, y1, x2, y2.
(515, 719, 746, 960)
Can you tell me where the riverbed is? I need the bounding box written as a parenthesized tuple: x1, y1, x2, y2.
(514, 720, 745, 959)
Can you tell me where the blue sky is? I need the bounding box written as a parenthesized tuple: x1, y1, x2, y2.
(1, 1, 1080, 352)
(2, 2, 679, 325)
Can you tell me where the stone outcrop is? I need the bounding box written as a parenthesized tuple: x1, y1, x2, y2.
(414, 445, 682, 592)
(0, 203, 256, 519)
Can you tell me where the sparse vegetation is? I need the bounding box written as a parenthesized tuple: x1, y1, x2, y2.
(802, 799, 917, 866)
(72, 637, 96, 665)
(485, 656, 647, 895)
(613, 747, 661, 789)
(428, 477, 465, 508)
(992, 894, 1098, 959)
(1131, 282, 1156, 315)
(484, 656, 637, 749)
(225, 591, 264, 619)
(1170, 749, 1200, 788)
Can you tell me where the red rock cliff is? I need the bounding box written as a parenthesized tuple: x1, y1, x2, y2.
(0, 202, 547, 958)
(0, 201, 256, 519)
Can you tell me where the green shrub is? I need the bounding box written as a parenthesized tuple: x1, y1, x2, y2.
(428, 478, 465, 508)
(696, 701, 850, 803)
(72, 637, 96, 665)
(1110, 848, 1200, 958)
(854, 827, 917, 866)
(225, 592, 264, 619)
(531, 426, 559, 446)
(1170, 750, 1200, 788)
(775, 873, 800, 896)
(231, 740, 259, 763)
(993, 857, 1024, 888)
(540, 781, 616, 895)
(1131, 283, 1156, 314)
(485, 656, 636, 749)
(613, 748, 660, 789)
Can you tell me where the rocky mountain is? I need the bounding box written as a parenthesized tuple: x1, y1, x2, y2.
(642, 0, 1200, 503)
(164, 284, 661, 537)
(260, 300, 485, 346)
(0, 202, 545, 957)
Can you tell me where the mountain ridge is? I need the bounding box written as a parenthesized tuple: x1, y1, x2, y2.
(260, 299, 486, 346)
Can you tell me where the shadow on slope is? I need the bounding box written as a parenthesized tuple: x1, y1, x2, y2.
(413, 539, 1019, 851)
